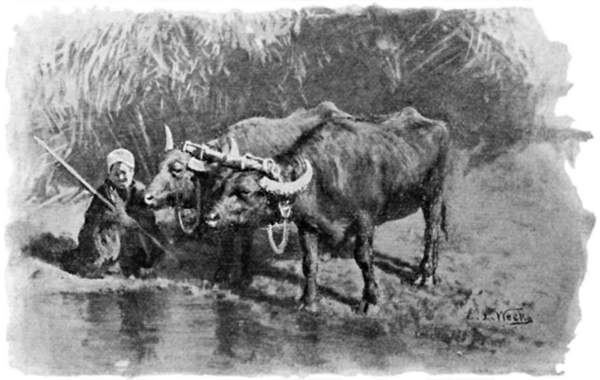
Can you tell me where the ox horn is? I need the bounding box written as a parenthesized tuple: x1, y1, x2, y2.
(164, 125, 174, 152)
(227, 136, 240, 158)
(259, 159, 313, 197)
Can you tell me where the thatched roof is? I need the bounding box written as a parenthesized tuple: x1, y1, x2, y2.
(6, 6, 580, 201)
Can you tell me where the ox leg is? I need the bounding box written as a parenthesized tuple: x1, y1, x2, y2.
(298, 228, 319, 312)
(415, 195, 443, 287)
(354, 211, 379, 313)
(236, 228, 254, 289)
(214, 228, 238, 285)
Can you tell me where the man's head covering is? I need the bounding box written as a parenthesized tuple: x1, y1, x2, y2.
(106, 148, 135, 172)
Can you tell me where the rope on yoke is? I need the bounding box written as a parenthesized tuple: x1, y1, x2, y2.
(267, 201, 292, 255)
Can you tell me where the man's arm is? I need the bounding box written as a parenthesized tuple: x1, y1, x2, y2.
(83, 183, 116, 224)
(85, 183, 135, 228)
(127, 180, 166, 238)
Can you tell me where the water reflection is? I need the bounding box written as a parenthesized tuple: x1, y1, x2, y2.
(74, 289, 168, 374)
(116, 290, 165, 365)
(13, 288, 408, 375)
(295, 313, 328, 368)
(211, 299, 275, 368)
(214, 300, 240, 358)
(209, 299, 404, 373)
(82, 292, 117, 324)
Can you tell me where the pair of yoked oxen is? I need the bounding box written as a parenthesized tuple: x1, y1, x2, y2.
(144, 101, 449, 313)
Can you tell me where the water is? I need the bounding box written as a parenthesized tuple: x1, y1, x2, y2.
(8, 287, 413, 376)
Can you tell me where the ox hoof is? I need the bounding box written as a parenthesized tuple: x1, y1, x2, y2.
(83, 271, 104, 280)
(156, 256, 180, 273)
(413, 273, 441, 288)
(232, 275, 253, 291)
(354, 300, 379, 315)
(214, 267, 233, 285)
(298, 301, 319, 313)
(138, 267, 157, 279)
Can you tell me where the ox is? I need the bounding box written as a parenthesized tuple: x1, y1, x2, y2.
(203, 107, 450, 312)
(144, 102, 353, 285)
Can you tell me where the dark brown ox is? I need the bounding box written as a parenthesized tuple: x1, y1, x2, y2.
(204, 107, 450, 312)
(144, 101, 353, 284)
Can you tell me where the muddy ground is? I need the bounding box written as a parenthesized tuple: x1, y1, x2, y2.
(5, 143, 593, 375)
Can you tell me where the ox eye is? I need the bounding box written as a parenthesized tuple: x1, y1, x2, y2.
(234, 188, 251, 199)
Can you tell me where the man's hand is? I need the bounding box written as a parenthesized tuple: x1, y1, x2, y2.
(118, 211, 138, 229)
(107, 188, 138, 229)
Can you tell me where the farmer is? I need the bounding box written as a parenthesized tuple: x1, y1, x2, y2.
(61, 148, 165, 278)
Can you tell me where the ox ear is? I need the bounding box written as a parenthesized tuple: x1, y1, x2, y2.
(206, 138, 221, 150)
(164, 125, 174, 152)
(227, 136, 240, 158)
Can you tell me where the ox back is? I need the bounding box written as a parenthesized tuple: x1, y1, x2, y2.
(208, 103, 353, 283)
(204, 107, 449, 312)
(282, 108, 449, 236)
(273, 107, 449, 312)
(212, 101, 354, 159)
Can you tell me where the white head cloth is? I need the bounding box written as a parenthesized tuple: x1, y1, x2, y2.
(106, 148, 135, 172)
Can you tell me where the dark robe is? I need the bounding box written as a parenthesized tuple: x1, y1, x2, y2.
(61, 179, 165, 278)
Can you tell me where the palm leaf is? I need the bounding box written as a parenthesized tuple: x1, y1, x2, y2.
(8, 7, 575, 201)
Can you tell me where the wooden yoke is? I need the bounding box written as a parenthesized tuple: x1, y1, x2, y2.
(182, 140, 282, 180)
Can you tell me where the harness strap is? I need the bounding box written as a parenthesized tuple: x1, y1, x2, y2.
(175, 177, 202, 235)
(266, 200, 292, 255)
(267, 220, 289, 255)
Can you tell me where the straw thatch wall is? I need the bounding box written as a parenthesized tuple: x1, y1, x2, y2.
(6, 6, 588, 202)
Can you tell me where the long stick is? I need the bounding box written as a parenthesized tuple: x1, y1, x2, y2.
(34, 136, 173, 255)
(34, 136, 116, 211)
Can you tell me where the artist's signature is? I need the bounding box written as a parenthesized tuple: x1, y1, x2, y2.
(466, 307, 533, 326)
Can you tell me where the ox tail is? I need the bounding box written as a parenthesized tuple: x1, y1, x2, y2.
(441, 201, 448, 241)
(438, 120, 450, 242)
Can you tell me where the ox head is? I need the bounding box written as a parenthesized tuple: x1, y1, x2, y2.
(144, 126, 199, 209)
(144, 126, 243, 210)
(142, 129, 196, 208)
(205, 156, 313, 229)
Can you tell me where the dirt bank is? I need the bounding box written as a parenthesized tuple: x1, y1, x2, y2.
(6, 143, 592, 374)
